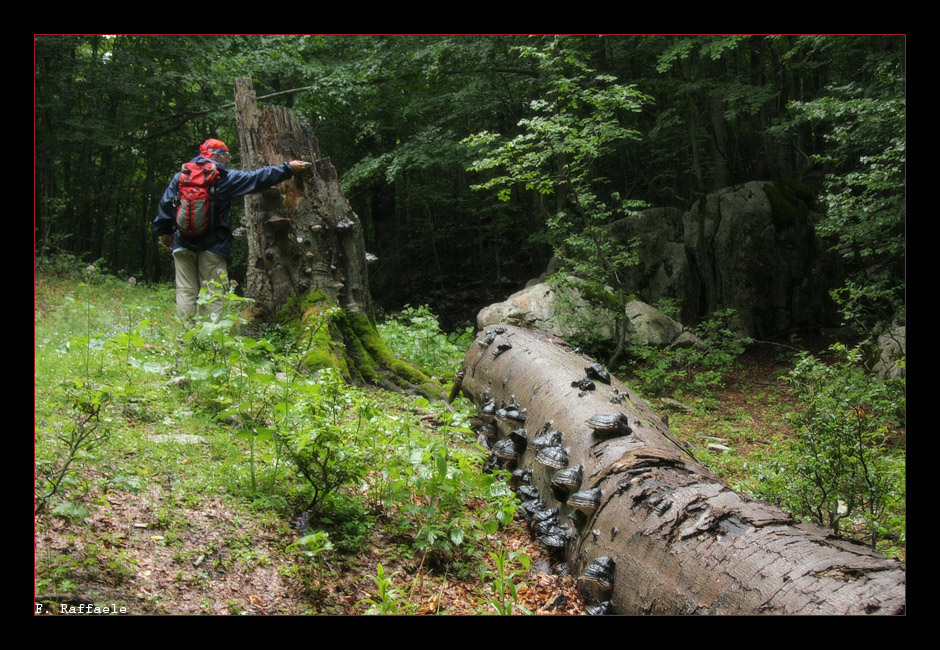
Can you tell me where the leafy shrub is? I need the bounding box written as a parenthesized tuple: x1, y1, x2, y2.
(274, 368, 371, 513)
(403, 442, 513, 559)
(35, 381, 112, 513)
(313, 493, 373, 554)
(378, 305, 471, 379)
(286, 530, 334, 597)
(752, 344, 905, 552)
(176, 288, 511, 566)
(36, 251, 85, 277)
(628, 309, 750, 396)
(357, 394, 517, 565)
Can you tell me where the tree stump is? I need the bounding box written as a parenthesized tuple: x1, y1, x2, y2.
(233, 77, 440, 396)
(234, 76, 373, 319)
(461, 324, 905, 614)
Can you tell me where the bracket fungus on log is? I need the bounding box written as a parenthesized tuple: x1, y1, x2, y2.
(462, 324, 905, 615)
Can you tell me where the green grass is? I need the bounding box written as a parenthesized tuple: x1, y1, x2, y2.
(36, 263, 904, 614)
(34, 267, 531, 614)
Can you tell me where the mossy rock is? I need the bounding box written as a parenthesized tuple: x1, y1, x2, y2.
(764, 179, 810, 230)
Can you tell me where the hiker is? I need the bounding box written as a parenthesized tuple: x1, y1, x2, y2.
(153, 138, 309, 318)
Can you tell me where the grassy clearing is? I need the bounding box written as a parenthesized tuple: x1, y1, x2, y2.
(34, 267, 904, 615)
(34, 268, 582, 615)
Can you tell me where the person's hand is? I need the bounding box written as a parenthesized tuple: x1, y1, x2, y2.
(161, 233, 174, 251)
(289, 160, 312, 174)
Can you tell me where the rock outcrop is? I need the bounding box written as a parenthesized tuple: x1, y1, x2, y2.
(478, 285, 702, 350)
(874, 322, 906, 379)
(486, 181, 845, 342)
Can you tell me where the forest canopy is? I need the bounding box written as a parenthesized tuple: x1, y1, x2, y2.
(34, 34, 905, 330)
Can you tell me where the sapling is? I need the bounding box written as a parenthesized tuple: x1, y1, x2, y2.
(753, 344, 905, 550)
(35, 383, 111, 513)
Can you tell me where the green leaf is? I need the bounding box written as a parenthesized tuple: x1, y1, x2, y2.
(52, 502, 89, 521)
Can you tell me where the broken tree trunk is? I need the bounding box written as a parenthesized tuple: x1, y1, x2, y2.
(234, 76, 373, 319)
(462, 325, 905, 615)
(232, 77, 440, 396)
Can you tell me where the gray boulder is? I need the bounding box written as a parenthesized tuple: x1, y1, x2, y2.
(540, 181, 843, 339)
(873, 323, 905, 379)
(476, 281, 606, 339)
(477, 282, 700, 349)
(624, 300, 703, 350)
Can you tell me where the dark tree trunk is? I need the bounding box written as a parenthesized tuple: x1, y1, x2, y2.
(462, 325, 905, 615)
(232, 77, 439, 397)
(708, 95, 730, 190)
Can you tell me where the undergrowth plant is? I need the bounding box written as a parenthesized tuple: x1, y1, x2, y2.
(397, 439, 514, 563)
(627, 308, 750, 397)
(35, 381, 112, 514)
(37, 265, 526, 610)
(377, 304, 472, 379)
(752, 344, 905, 553)
(275, 367, 371, 513)
(180, 279, 374, 512)
(183, 276, 281, 496)
(482, 543, 531, 615)
(174, 280, 516, 562)
(359, 563, 416, 615)
(286, 530, 334, 598)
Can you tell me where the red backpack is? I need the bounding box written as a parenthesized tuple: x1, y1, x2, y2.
(175, 161, 220, 237)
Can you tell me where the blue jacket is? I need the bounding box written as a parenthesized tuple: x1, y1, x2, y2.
(153, 156, 294, 260)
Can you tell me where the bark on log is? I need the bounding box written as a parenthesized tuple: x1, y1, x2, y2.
(462, 325, 905, 615)
(234, 76, 373, 320)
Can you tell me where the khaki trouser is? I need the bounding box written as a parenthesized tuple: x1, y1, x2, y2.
(173, 249, 228, 319)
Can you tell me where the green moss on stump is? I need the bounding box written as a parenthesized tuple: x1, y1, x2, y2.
(277, 290, 328, 333)
(345, 311, 443, 398)
(276, 291, 442, 399)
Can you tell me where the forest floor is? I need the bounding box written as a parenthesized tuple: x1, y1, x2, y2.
(34, 273, 903, 615)
(35, 479, 586, 615)
(657, 344, 801, 491)
(34, 272, 586, 615)
(34, 342, 802, 616)
(34, 409, 587, 615)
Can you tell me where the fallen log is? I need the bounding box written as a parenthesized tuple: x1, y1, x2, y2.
(461, 325, 905, 615)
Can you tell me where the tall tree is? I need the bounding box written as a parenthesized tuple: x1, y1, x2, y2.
(35, 35, 235, 278)
(464, 37, 652, 365)
(36, 35, 904, 341)
(285, 36, 552, 324)
(783, 36, 905, 332)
